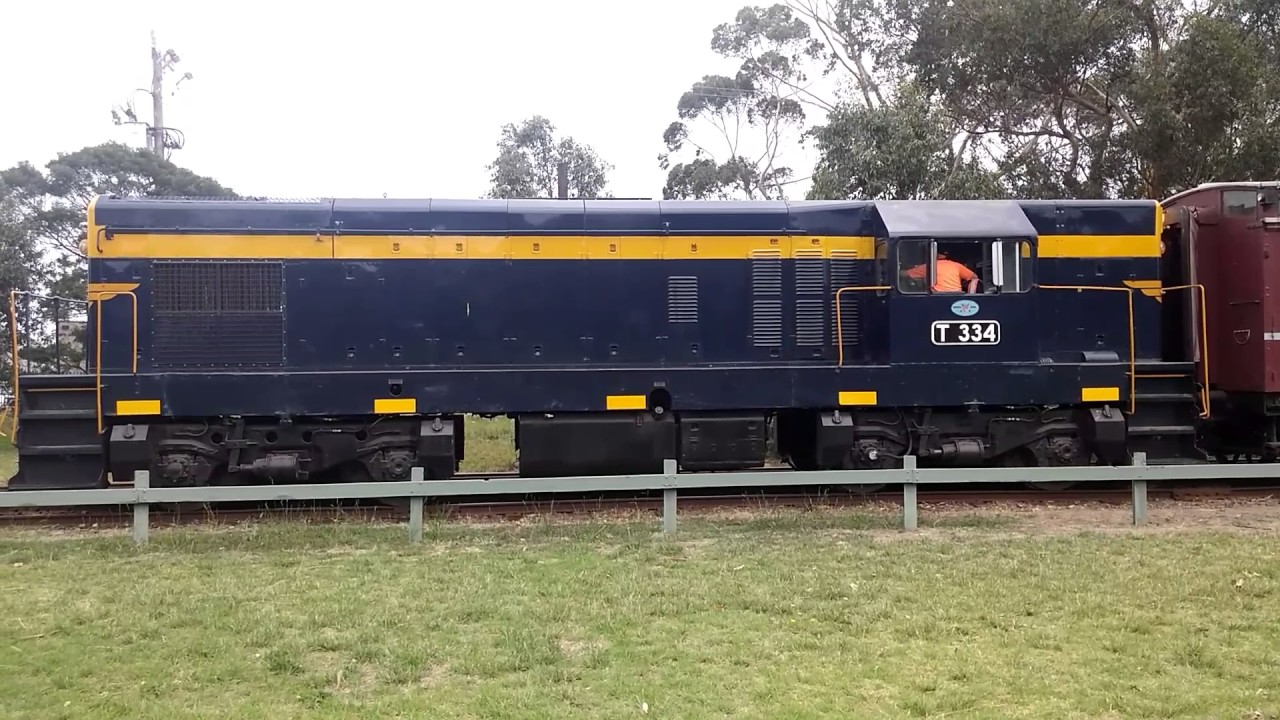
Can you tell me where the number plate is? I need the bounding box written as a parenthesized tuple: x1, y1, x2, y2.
(931, 320, 1000, 346)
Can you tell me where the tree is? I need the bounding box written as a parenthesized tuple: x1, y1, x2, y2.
(693, 0, 1280, 201)
(486, 116, 612, 199)
(35, 143, 235, 261)
(808, 83, 1004, 200)
(0, 143, 235, 394)
(660, 5, 820, 199)
(0, 177, 48, 402)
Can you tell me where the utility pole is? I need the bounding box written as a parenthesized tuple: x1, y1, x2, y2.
(556, 162, 569, 199)
(149, 31, 165, 155)
(112, 31, 191, 158)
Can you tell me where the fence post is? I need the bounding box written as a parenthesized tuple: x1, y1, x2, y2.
(902, 455, 919, 531)
(133, 469, 150, 545)
(662, 459, 678, 534)
(1131, 452, 1148, 526)
(408, 466, 425, 543)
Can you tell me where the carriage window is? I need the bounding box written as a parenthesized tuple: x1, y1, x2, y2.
(1223, 190, 1258, 217)
(897, 239, 1031, 294)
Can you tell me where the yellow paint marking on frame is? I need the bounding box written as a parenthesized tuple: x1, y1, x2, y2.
(1081, 387, 1121, 403)
(116, 399, 161, 415)
(838, 391, 878, 406)
(374, 398, 418, 414)
(606, 394, 647, 411)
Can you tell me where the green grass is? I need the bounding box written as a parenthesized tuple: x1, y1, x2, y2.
(0, 436, 14, 485)
(461, 416, 515, 473)
(1, 512, 1278, 719)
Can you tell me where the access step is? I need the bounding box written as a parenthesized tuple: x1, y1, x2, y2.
(8, 374, 106, 490)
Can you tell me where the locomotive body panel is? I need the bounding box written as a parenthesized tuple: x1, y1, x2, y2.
(83, 195, 1161, 421)
(8, 192, 1189, 491)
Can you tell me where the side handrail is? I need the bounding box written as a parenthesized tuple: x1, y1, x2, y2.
(6, 291, 17, 438)
(8, 290, 93, 438)
(1037, 285, 1137, 415)
(1159, 284, 1211, 419)
(834, 285, 891, 366)
(91, 290, 139, 434)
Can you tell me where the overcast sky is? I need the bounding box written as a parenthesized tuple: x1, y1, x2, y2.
(2, 0, 822, 201)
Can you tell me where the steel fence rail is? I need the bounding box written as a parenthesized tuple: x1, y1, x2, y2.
(5, 452, 1280, 543)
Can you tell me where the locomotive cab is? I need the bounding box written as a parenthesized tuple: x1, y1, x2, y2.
(873, 201, 1038, 365)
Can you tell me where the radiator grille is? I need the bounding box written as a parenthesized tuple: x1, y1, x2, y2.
(794, 249, 826, 347)
(151, 261, 285, 367)
(667, 276, 699, 323)
(831, 249, 861, 348)
(751, 250, 783, 347)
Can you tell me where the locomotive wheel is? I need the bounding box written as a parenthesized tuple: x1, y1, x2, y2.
(836, 449, 887, 494)
(1003, 449, 1077, 492)
(345, 463, 414, 512)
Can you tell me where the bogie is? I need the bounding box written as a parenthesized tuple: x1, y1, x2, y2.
(105, 415, 462, 489)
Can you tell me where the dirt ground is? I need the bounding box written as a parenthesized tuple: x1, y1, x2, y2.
(6, 494, 1280, 544)
(920, 496, 1280, 536)
(456, 493, 1280, 542)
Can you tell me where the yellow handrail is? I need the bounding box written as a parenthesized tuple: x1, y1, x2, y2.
(91, 290, 139, 433)
(1158, 283, 1211, 418)
(834, 285, 891, 366)
(7, 286, 93, 435)
(1037, 285, 1137, 414)
(7, 291, 18, 438)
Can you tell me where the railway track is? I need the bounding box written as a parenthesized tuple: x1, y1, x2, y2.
(2, 481, 1278, 530)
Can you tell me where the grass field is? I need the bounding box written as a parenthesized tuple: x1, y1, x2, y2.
(1, 503, 1279, 719)
(460, 416, 516, 473)
(0, 436, 14, 484)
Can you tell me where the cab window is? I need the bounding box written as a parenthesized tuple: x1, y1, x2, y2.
(874, 238, 890, 290)
(987, 240, 1031, 293)
(896, 240, 932, 294)
(896, 239, 1031, 295)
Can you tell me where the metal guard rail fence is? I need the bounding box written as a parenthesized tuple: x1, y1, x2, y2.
(5, 452, 1280, 544)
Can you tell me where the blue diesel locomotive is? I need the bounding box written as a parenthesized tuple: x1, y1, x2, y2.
(6, 194, 1200, 489)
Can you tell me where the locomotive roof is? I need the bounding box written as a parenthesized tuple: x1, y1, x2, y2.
(1163, 181, 1280, 206)
(875, 200, 1038, 239)
(90, 195, 1157, 238)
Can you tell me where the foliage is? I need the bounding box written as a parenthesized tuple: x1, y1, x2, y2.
(0, 143, 234, 394)
(0, 181, 47, 401)
(659, 5, 820, 199)
(486, 116, 612, 199)
(687, 0, 1280, 200)
(809, 83, 1005, 200)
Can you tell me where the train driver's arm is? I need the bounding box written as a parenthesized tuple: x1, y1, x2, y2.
(960, 264, 979, 294)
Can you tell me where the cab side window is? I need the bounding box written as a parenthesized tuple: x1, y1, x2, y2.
(896, 240, 931, 294)
(988, 240, 1032, 293)
(895, 239, 1031, 294)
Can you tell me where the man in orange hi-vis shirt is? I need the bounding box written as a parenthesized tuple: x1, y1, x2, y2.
(904, 250, 979, 293)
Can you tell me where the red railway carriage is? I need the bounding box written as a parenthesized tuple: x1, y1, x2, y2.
(1162, 181, 1280, 460)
